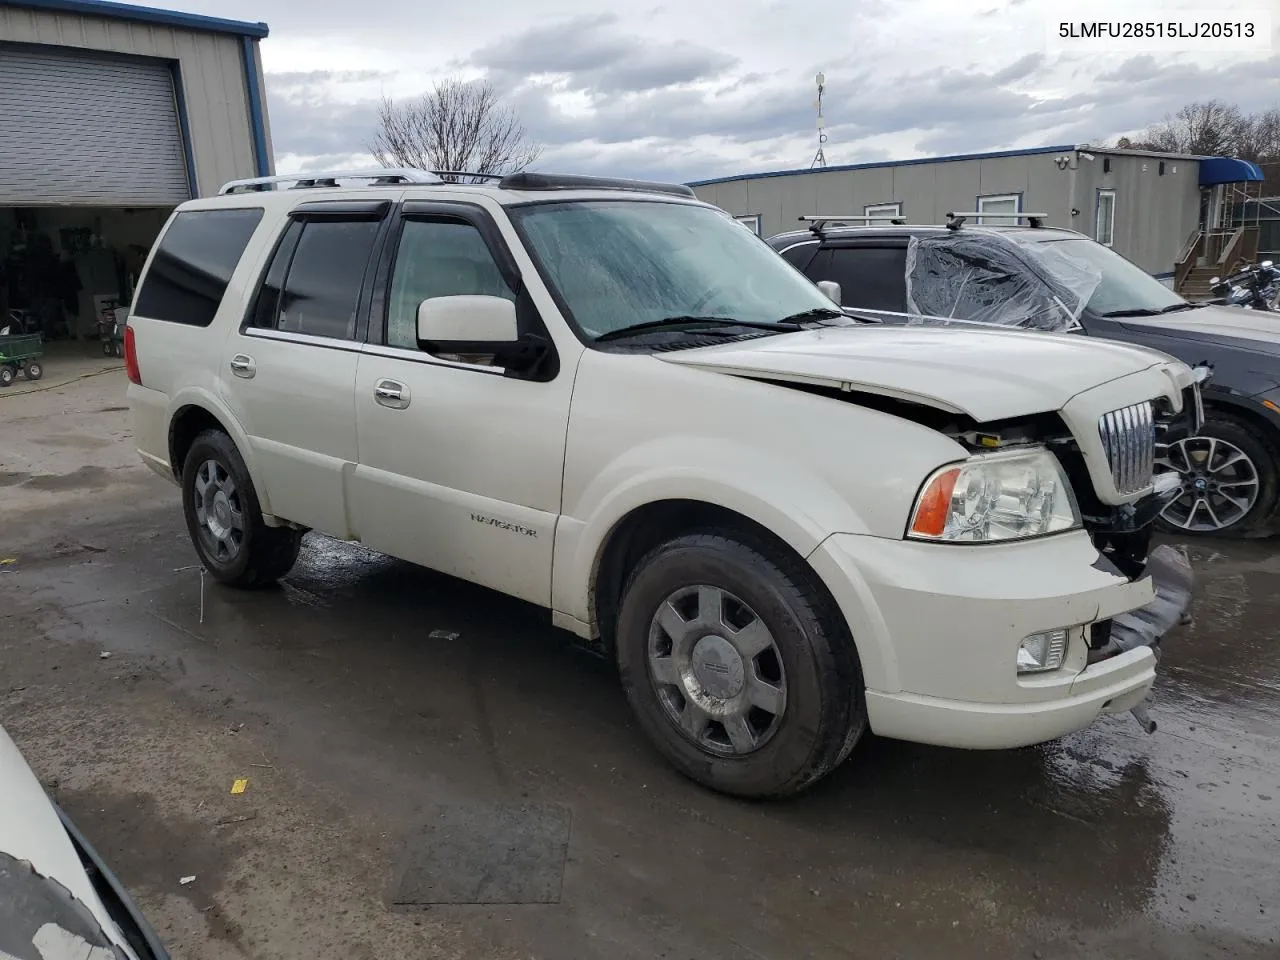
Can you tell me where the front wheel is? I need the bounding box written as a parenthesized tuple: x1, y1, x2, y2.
(0, 365, 14, 387)
(23, 361, 42, 381)
(615, 532, 865, 798)
(181, 430, 302, 587)
(1157, 413, 1279, 537)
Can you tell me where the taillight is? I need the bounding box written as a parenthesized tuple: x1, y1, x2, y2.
(124, 324, 141, 385)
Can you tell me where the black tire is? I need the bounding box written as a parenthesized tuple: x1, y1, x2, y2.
(615, 531, 865, 798)
(0, 365, 14, 387)
(180, 429, 302, 587)
(23, 361, 42, 381)
(1158, 412, 1280, 538)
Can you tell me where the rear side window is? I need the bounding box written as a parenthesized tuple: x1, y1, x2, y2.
(809, 246, 908, 312)
(134, 208, 264, 326)
(247, 218, 380, 340)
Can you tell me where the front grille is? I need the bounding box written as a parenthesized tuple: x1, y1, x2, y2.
(1098, 401, 1155, 495)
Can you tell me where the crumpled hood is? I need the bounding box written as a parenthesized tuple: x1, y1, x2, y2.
(658, 324, 1175, 422)
(1121, 304, 1280, 357)
(0, 724, 138, 959)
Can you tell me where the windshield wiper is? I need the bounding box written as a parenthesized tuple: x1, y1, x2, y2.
(1100, 303, 1197, 318)
(775, 307, 847, 324)
(594, 315, 799, 342)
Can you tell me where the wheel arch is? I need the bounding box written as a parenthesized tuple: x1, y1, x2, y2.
(166, 389, 273, 517)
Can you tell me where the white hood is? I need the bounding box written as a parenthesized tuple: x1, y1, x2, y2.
(0, 724, 140, 959)
(659, 324, 1175, 422)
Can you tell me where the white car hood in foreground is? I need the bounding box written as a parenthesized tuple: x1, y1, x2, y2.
(0, 725, 139, 960)
(659, 324, 1172, 422)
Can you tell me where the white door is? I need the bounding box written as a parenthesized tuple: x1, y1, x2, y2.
(220, 206, 387, 537)
(349, 206, 575, 606)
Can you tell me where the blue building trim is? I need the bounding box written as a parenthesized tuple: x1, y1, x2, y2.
(6, 0, 268, 37)
(686, 145, 1077, 188)
(168, 61, 199, 198)
(240, 37, 271, 177)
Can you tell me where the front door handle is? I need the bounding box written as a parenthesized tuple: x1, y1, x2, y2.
(374, 379, 410, 409)
(229, 354, 256, 379)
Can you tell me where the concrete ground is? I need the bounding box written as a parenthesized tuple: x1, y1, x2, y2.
(1, 371, 1277, 960)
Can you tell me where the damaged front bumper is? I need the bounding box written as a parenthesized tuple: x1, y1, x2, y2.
(1088, 543, 1195, 733)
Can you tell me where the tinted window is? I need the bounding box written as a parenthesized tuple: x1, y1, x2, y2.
(386, 219, 514, 348)
(809, 247, 908, 312)
(254, 219, 379, 340)
(778, 241, 819, 271)
(134, 208, 263, 326)
(246, 220, 302, 331)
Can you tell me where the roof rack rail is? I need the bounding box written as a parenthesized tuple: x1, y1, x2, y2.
(944, 211, 1049, 230)
(218, 168, 442, 194)
(432, 171, 506, 183)
(497, 172, 696, 198)
(799, 214, 908, 233)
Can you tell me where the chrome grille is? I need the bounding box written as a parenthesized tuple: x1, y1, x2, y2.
(1098, 401, 1155, 496)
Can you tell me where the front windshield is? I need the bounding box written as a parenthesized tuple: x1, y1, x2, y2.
(509, 200, 843, 339)
(1032, 237, 1188, 315)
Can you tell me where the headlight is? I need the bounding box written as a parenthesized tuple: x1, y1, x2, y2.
(908, 447, 1080, 542)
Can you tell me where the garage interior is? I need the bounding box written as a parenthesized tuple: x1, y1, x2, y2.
(0, 40, 192, 372)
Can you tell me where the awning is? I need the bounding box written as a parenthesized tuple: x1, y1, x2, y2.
(1199, 156, 1265, 186)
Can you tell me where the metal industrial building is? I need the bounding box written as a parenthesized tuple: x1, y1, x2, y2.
(689, 146, 1266, 296)
(0, 0, 272, 342)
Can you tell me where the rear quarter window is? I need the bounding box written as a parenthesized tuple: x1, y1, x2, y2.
(134, 208, 265, 326)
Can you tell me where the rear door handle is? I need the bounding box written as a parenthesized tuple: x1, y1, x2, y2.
(229, 354, 256, 379)
(374, 379, 410, 409)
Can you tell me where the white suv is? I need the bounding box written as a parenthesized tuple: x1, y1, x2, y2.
(126, 169, 1198, 797)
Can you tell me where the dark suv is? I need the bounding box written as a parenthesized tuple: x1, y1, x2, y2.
(768, 221, 1280, 539)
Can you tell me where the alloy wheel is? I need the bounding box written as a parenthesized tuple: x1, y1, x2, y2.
(647, 584, 787, 757)
(192, 458, 245, 563)
(1157, 436, 1260, 532)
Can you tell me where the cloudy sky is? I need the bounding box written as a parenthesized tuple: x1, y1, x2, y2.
(173, 0, 1276, 181)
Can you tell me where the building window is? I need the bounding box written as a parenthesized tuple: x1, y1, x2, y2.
(977, 194, 1020, 224)
(864, 202, 902, 220)
(1096, 189, 1116, 247)
(734, 214, 761, 236)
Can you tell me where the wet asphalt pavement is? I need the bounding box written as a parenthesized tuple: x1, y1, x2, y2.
(2, 373, 1278, 959)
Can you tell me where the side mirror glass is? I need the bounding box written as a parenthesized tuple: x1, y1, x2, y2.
(417, 295, 518, 346)
(816, 280, 842, 305)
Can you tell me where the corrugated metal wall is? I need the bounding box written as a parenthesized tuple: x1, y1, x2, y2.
(0, 4, 265, 198)
(0, 42, 189, 205)
(692, 151, 1203, 275)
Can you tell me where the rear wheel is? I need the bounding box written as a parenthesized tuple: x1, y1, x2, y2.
(181, 430, 302, 587)
(1157, 413, 1279, 537)
(0, 365, 14, 387)
(23, 361, 42, 381)
(615, 532, 865, 798)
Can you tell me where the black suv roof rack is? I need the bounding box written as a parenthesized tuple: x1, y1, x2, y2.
(944, 211, 1048, 230)
(798, 214, 908, 234)
(497, 172, 696, 198)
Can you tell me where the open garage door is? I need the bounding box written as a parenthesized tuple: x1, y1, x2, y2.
(0, 43, 191, 206)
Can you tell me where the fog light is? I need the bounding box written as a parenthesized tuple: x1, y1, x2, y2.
(1018, 629, 1069, 674)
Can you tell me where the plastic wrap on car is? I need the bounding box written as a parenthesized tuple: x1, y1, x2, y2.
(903, 233, 1102, 332)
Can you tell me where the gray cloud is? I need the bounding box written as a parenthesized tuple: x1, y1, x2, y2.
(471, 13, 737, 95)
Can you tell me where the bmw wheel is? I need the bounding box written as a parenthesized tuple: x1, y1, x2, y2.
(1157, 414, 1279, 537)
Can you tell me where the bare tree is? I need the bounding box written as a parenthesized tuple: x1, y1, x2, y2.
(1131, 100, 1243, 156)
(369, 77, 542, 178)
(1233, 107, 1280, 163)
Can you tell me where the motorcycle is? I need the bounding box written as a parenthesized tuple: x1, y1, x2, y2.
(1207, 260, 1280, 311)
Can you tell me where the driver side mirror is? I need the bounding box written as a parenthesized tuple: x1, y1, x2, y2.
(1262, 260, 1274, 269)
(1209, 277, 1221, 285)
(816, 280, 842, 305)
(416, 295, 551, 377)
